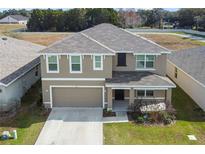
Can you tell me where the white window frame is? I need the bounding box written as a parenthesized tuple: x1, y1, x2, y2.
(69, 55, 82, 73)
(46, 55, 59, 73)
(136, 54, 156, 71)
(93, 55, 103, 70)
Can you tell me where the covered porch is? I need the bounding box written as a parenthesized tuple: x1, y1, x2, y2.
(105, 71, 176, 112)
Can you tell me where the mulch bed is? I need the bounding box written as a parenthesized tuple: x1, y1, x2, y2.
(103, 110, 116, 117)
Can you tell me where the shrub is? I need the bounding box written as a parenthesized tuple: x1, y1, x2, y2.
(159, 111, 176, 125)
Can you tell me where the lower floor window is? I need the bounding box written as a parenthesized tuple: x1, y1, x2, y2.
(137, 90, 145, 97)
(137, 90, 154, 97)
(146, 90, 154, 97)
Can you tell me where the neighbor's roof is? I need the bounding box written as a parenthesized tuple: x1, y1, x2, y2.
(106, 71, 176, 88)
(168, 46, 205, 86)
(0, 36, 45, 86)
(9, 15, 29, 21)
(41, 23, 170, 54)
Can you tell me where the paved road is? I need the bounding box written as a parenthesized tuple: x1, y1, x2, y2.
(35, 108, 103, 145)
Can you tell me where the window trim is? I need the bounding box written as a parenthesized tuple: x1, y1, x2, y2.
(135, 54, 156, 71)
(46, 55, 59, 73)
(93, 55, 103, 70)
(69, 55, 82, 73)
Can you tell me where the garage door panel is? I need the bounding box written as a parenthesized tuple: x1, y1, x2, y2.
(52, 87, 102, 107)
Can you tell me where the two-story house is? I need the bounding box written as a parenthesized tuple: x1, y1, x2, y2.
(40, 23, 176, 111)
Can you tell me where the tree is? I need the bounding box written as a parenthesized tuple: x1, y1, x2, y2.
(85, 8, 119, 28)
(118, 9, 142, 28)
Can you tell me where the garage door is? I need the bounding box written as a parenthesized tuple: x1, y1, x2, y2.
(52, 87, 102, 107)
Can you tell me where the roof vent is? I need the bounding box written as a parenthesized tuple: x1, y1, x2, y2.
(2, 37, 7, 41)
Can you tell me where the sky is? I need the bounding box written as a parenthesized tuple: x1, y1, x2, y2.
(0, 8, 180, 12)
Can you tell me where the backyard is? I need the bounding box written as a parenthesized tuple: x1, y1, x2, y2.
(104, 85, 205, 144)
(140, 34, 205, 50)
(0, 81, 49, 145)
(0, 24, 26, 35)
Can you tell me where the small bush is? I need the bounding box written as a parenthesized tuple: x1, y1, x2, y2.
(159, 111, 176, 125)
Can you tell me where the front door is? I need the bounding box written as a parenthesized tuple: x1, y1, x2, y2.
(115, 90, 124, 100)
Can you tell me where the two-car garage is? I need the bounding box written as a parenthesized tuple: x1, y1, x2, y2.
(51, 86, 103, 107)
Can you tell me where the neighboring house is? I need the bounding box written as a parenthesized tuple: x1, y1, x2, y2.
(0, 15, 29, 25)
(167, 46, 205, 111)
(40, 23, 176, 111)
(0, 36, 45, 111)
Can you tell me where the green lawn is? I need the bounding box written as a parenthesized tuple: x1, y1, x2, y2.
(104, 86, 205, 144)
(0, 81, 49, 145)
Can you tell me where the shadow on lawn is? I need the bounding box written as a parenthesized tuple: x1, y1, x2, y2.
(0, 80, 49, 129)
(0, 105, 49, 129)
(172, 85, 205, 122)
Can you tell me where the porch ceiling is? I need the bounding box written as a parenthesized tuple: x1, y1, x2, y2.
(105, 71, 176, 88)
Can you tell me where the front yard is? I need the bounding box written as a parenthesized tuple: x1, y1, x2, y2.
(104, 85, 205, 144)
(0, 81, 49, 145)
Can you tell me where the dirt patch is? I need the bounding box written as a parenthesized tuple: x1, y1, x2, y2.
(140, 34, 203, 51)
(6, 33, 70, 46)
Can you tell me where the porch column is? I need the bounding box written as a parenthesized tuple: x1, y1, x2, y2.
(107, 87, 113, 110)
(129, 88, 135, 106)
(166, 88, 172, 103)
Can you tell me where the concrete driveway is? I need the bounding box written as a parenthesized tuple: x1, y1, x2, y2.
(35, 108, 103, 145)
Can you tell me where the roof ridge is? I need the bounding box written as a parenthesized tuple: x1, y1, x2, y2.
(80, 32, 116, 54)
(119, 28, 171, 53)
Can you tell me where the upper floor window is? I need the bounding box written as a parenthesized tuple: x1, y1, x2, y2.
(47, 55, 59, 73)
(117, 53, 126, 66)
(70, 55, 82, 73)
(136, 55, 155, 70)
(93, 55, 103, 70)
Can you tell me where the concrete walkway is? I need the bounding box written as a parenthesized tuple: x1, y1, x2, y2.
(35, 108, 103, 145)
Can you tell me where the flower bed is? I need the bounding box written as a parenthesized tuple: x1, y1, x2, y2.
(127, 111, 176, 125)
(103, 109, 116, 117)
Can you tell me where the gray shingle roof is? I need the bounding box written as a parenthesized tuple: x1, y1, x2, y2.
(42, 23, 170, 54)
(82, 23, 170, 53)
(0, 36, 45, 86)
(41, 33, 114, 54)
(168, 46, 205, 86)
(9, 15, 29, 21)
(106, 71, 175, 87)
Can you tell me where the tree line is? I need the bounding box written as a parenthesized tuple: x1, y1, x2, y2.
(27, 9, 120, 32)
(1, 8, 205, 31)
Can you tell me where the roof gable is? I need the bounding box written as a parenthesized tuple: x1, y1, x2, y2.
(41, 33, 114, 54)
(82, 23, 169, 53)
(9, 15, 29, 21)
(42, 23, 170, 54)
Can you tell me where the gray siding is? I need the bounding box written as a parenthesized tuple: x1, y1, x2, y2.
(0, 64, 41, 110)
(167, 60, 205, 111)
